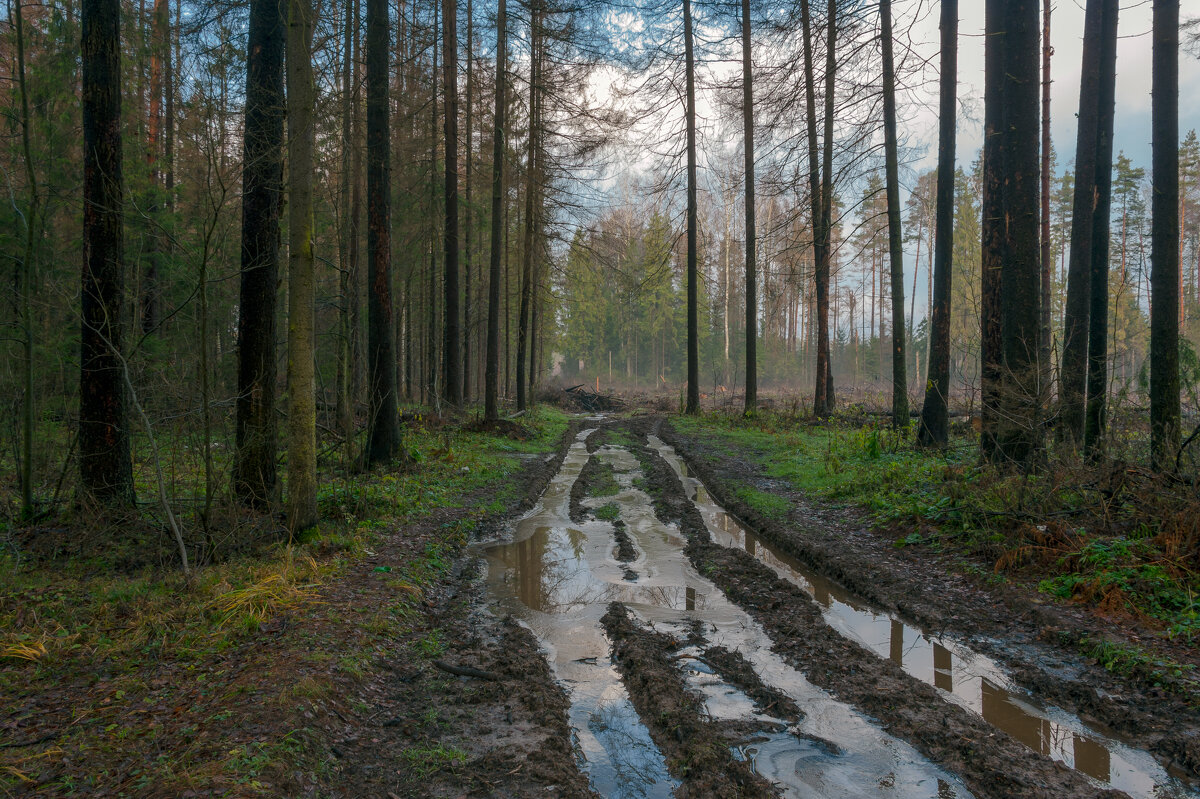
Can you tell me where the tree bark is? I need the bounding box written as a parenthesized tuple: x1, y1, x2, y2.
(741, 0, 756, 414)
(286, 0, 317, 531)
(881, 0, 908, 427)
(1150, 0, 1180, 470)
(983, 0, 1044, 466)
(442, 0, 462, 405)
(998, 0, 1044, 465)
(685, 0, 700, 415)
(336, 0, 357, 447)
(364, 0, 400, 464)
(1083, 0, 1118, 457)
(14, 0, 38, 517)
(980, 0, 1005, 462)
(1039, 0, 1052, 403)
(234, 0, 285, 508)
(1060, 0, 1110, 444)
(516, 0, 540, 412)
(485, 0, 506, 421)
(917, 0, 957, 447)
(463, 0, 474, 401)
(799, 0, 828, 417)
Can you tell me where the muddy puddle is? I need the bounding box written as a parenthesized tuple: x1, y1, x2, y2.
(649, 435, 1199, 799)
(482, 427, 972, 798)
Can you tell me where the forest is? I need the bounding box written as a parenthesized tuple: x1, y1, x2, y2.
(3, 0, 1200, 795)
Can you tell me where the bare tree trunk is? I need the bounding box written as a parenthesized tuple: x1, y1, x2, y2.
(516, 1, 539, 412)
(980, 0, 1005, 461)
(234, 0, 284, 508)
(1084, 0, 1118, 457)
(684, 0, 700, 414)
(741, 0, 756, 414)
(14, 0, 39, 517)
(286, 0, 317, 530)
(485, 0, 506, 420)
(881, 0, 907, 426)
(917, 0, 957, 447)
(1150, 0, 1180, 470)
(364, 0, 400, 463)
(463, 0, 474, 401)
(1039, 0, 1053, 401)
(442, 0, 462, 405)
(337, 0, 357, 447)
(800, 0, 828, 416)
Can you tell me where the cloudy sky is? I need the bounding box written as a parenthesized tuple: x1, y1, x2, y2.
(908, 1, 1200, 174)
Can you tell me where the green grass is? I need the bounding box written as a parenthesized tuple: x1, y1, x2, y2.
(0, 405, 572, 793)
(594, 502, 621, 522)
(672, 409, 1200, 671)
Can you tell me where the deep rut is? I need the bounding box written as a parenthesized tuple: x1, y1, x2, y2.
(479, 419, 1199, 799)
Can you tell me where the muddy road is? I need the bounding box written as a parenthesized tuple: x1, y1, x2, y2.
(477, 417, 1200, 799)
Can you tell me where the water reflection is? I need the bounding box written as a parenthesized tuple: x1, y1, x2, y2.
(483, 430, 971, 798)
(651, 435, 1198, 799)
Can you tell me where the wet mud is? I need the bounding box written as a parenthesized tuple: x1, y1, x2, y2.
(601, 602, 778, 798)
(484, 423, 973, 798)
(654, 417, 1200, 788)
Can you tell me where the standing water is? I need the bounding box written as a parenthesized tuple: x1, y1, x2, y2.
(482, 428, 971, 798)
(650, 434, 1200, 799)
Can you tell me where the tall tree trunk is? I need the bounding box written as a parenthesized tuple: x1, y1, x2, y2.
(1060, 0, 1111, 443)
(365, 0, 400, 463)
(463, 0, 474, 401)
(1150, 0, 1180, 471)
(684, 0, 700, 414)
(14, 0, 39, 517)
(741, 0, 756, 414)
(286, 0, 317, 530)
(800, 0, 828, 416)
(516, 2, 539, 412)
(142, 0, 167, 335)
(485, 0, 506, 421)
(442, 0, 462, 405)
(1039, 0, 1052, 401)
(980, 0, 1005, 461)
(428, 6, 440, 403)
(821, 0, 836, 408)
(234, 0, 285, 508)
(999, 0, 1044, 464)
(881, 0, 907, 427)
(337, 0, 357, 447)
(1083, 0, 1118, 457)
(917, 0, 957, 447)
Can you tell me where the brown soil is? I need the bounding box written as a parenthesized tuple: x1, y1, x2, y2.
(651, 416, 1200, 780)
(600, 602, 780, 799)
(315, 419, 596, 798)
(624, 419, 1125, 799)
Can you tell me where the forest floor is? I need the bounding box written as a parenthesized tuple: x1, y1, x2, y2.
(4, 405, 1200, 797)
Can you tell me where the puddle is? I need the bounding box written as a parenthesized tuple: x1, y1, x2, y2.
(482, 429, 972, 798)
(650, 435, 1200, 799)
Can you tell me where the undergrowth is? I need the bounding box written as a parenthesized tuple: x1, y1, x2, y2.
(674, 409, 1200, 653)
(0, 406, 570, 794)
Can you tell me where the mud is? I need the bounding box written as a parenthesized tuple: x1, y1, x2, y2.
(323, 419, 598, 799)
(654, 417, 1200, 784)
(484, 422, 973, 798)
(601, 602, 778, 798)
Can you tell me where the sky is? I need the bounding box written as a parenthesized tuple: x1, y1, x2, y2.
(908, 0, 1200, 174)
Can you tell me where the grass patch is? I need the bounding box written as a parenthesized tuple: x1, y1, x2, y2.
(673, 409, 1200, 660)
(594, 503, 621, 522)
(0, 406, 572, 794)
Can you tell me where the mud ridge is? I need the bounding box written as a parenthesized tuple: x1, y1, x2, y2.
(653, 417, 1200, 776)
(625, 425, 1122, 799)
(695, 644, 804, 724)
(324, 419, 597, 798)
(600, 602, 781, 799)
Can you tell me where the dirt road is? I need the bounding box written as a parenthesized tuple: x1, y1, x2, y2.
(475, 416, 1200, 799)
